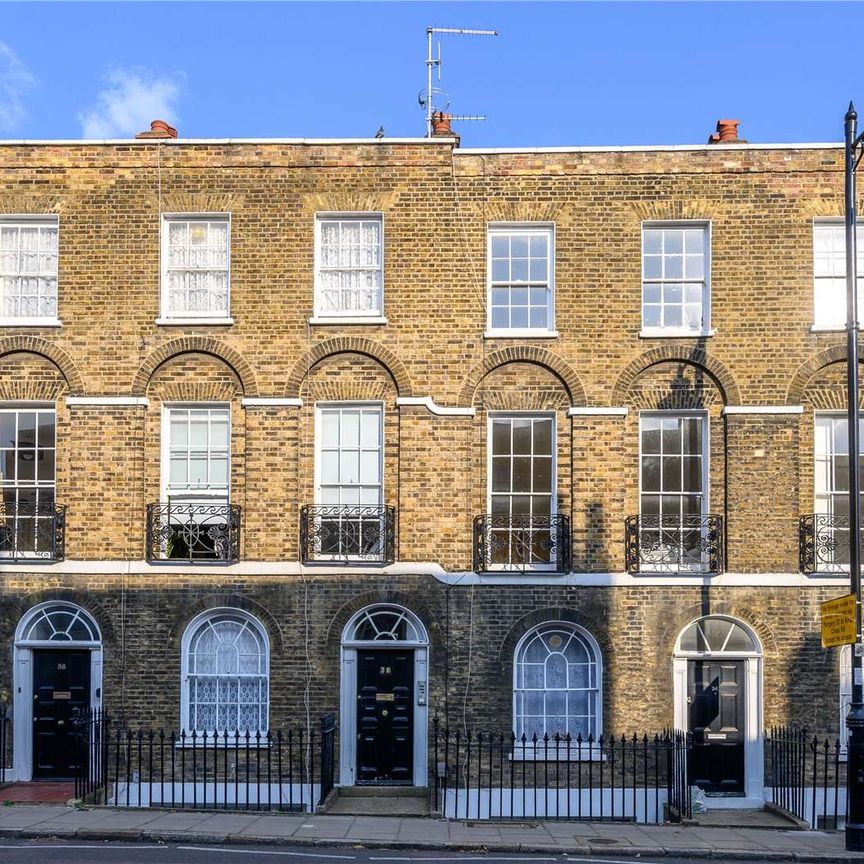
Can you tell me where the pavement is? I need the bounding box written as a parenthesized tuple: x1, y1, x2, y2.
(0, 803, 858, 862)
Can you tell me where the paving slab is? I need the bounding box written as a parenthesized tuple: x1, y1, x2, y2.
(236, 817, 307, 838)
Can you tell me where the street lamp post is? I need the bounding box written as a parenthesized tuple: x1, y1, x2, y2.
(843, 102, 864, 852)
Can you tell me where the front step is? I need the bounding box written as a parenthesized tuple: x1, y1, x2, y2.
(324, 785, 430, 816)
(339, 785, 427, 798)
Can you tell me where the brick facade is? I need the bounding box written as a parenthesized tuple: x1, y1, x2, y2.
(0, 137, 855, 791)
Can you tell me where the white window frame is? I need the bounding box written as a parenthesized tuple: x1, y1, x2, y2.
(180, 607, 270, 739)
(313, 401, 385, 561)
(160, 403, 231, 504)
(486, 223, 557, 338)
(486, 411, 558, 572)
(312, 213, 385, 323)
(0, 403, 57, 559)
(637, 410, 710, 573)
(811, 219, 864, 331)
(158, 213, 232, 325)
(512, 621, 603, 759)
(640, 221, 712, 338)
(0, 215, 62, 327)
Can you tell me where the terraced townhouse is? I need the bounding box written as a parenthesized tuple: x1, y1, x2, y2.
(0, 115, 856, 808)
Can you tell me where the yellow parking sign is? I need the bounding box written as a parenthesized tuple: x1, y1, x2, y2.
(821, 594, 858, 648)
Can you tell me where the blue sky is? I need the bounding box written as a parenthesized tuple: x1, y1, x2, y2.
(1, 2, 863, 146)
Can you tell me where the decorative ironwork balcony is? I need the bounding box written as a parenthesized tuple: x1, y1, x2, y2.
(146, 502, 241, 564)
(625, 514, 724, 574)
(799, 513, 863, 574)
(0, 502, 66, 561)
(473, 514, 571, 573)
(300, 505, 396, 564)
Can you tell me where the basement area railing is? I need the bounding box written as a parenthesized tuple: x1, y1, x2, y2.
(765, 726, 848, 830)
(432, 720, 690, 824)
(72, 709, 337, 812)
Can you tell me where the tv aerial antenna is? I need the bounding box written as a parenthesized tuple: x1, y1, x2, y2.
(419, 26, 498, 137)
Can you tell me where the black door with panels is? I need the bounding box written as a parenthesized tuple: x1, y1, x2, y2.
(687, 659, 745, 794)
(32, 649, 91, 779)
(356, 649, 414, 784)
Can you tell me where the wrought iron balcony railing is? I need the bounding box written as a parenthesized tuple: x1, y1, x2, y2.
(799, 513, 863, 574)
(473, 514, 571, 573)
(625, 514, 724, 574)
(300, 505, 396, 564)
(146, 502, 241, 564)
(0, 501, 66, 561)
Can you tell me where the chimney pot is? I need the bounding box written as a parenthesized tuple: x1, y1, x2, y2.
(431, 112, 453, 137)
(708, 119, 742, 144)
(135, 119, 178, 139)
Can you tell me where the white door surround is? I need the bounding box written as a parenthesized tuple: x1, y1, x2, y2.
(672, 615, 764, 805)
(12, 601, 103, 782)
(339, 603, 429, 788)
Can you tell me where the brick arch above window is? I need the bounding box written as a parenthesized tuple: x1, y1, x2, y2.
(165, 593, 284, 657)
(0, 336, 82, 394)
(285, 337, 413, 399)
(611, 345, 740, 407)
(497, 607, 611, 668)
(458, 347, 586, 408)
(132, 337, 258, 397)
(787, 346, 864, 407)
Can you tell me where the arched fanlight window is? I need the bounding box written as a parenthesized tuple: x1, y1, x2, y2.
(17, 602, 100, 643)
(182, 609, 269, 734)
(677, 616, 759, 654)
(344, 604, 426, 643)
(513, 622, 601, 740)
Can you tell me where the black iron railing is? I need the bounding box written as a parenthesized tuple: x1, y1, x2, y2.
(300, 505, 395, 564)
(799, 514, 863, 574)
(473, 514, 571, 573)
(765, 726, 847, 829)
(432, 720, 689, 824)
(0, 702, 8, 784)
(625, 514, 724, 574)
(0, 502, 66, 561)
(73, 710, 337, 812)
(146, 503, 241, 563)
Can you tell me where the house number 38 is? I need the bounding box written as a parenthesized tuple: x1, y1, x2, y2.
(379, 666, 391, 675)
(57, 663, 67, 670)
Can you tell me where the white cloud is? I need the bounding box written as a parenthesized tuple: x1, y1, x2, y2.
(78, 68, 181, 139)
(0, 42, 36, 132)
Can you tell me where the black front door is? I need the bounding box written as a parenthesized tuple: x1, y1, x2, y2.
(356, 649, 414, 784)
(32, 649, 91, 779)
(687, 659, 745, 794)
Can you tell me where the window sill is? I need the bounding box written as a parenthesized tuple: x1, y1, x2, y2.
(509, 749, 605, 762)
(639, 328, 715, 339)
(308, 316, 387, 326)
(174, 737, 270, 749)
(155, 317, 235, 326)
(484, 329, 559, 340)
(0, 317, 62, 328)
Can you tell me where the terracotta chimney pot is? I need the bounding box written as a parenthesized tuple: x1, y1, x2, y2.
(431, 112, 453, 136)
(135, 119, 178, 139)
(708, 119, 743, 144)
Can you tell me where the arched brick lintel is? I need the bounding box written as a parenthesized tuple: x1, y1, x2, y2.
(787, 345, 861, 405)
(611, 345, 741, 406)
(132, 337, 258, 397)
(0, 336, 83, 394)
(459, 347, 587, 407)
(285, 337, 414, 398)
